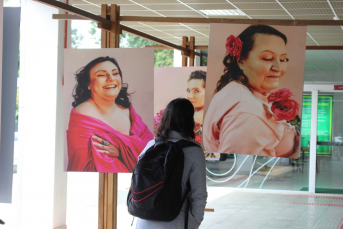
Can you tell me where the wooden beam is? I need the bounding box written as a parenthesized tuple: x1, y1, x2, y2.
(205, 208, 214, 212)
(109, 4, 120, 48)
(100, 5, 107, 48)
(99, 4, 119, 229)
(52, 14, 86, 20)
(189, 36, 195, 66)
(306, 46, 343, 50)
(195, 46, 208, 50)
(34, 0, 110, 25)
(145, 45, 200, 56)
(182, 36, 188, 67)
(145, 45, 173, 49)
(121, 25, 188, 52)
(144, 45, 343, 51)
(120, 16, 343, 26)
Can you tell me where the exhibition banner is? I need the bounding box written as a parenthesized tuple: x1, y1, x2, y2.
(64, 49, 154, 173)
(154, 67, 219, 158)
(154, 67, 206, 141)
(203, 24, 307, 158)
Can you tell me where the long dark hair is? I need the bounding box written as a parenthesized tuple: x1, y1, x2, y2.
(156, 98, 195, 140)
(215, 25, 287, 93)
(188, 70, 206, 88)
(72, 56, 131, 108)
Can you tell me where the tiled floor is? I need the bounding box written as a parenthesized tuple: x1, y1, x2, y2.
(201, 188, 343, 229)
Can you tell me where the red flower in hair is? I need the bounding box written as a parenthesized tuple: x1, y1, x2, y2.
(225, 35, 243, 59)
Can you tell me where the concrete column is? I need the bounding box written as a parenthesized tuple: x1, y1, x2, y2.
(0, 0, 3, 115)
(18, 0, 67, 228)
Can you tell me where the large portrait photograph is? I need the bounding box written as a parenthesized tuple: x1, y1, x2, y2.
(154, 67, 207, 141)
(203, 24, 307, 159)
(154, 67, 217, 158)
(64, 48, 154, 172)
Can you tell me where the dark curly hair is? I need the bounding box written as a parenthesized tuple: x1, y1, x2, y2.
(188, 70, 206, 88)
(72, 56, 131, 108)
(215, 25, 287, 94)
(156, 98, 195, 140)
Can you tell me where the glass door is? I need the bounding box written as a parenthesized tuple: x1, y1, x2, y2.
(315, 92, 343, 194)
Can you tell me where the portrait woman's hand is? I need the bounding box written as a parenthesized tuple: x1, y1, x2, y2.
(92, 135, 120, 157)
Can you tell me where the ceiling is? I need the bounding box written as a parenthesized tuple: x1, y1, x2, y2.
(71, 0, 343, 46)
(304, 50, 343, 83)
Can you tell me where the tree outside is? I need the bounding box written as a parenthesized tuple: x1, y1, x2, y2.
(120, 32, 174, 67)
(70, 21, 173, 67)
(71, 27, 84, 49)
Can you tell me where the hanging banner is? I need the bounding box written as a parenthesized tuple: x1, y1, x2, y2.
(154, 67, 214, 150)
(154, 67, 220, 159)
(64, 49, 154, 173)
(203, 24, 307, 159)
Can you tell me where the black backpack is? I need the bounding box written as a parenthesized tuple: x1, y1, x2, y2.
(127, 137, 199, 224)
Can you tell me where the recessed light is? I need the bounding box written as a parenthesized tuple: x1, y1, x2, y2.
(199, 9, 246, 16)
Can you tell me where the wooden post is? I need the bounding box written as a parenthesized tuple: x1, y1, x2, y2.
(189, 36, 195, 67)
(181, 36, 188, 67)
(99, 5, 120, 229)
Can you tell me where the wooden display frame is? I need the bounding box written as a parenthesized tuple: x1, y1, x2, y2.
(98, 5, 120, 229)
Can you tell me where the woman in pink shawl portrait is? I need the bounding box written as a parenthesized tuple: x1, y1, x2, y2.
(67, 56, 153, 172)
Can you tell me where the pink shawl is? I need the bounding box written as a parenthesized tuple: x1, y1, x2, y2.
(67, 106, 153, 173)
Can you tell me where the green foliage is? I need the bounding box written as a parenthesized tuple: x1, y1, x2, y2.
(89, 21, 97, 36)
(154, 49, 174, 67)
(89, 21, 100, 45)
(120, 32, 173, 67)
(71, 28, 84, 48)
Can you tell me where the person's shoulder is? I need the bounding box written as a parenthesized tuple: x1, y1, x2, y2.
(119, 105, 130, 116)
(183, 142, 204, 155)
(75, 100, 102, 119)
(127, 105, 142, 122)
(220, 82, 264, 112)
(211, 81, 248, 104)
(207, 81, 251, 117)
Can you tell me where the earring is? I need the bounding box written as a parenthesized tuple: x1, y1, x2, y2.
(88, 86, 90, 90)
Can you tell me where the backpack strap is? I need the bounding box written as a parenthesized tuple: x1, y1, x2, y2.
(154, 136, 166, 147)
(184, 179, 191, 229)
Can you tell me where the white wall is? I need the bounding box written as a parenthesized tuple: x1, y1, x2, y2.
(18, 0, 67, 228)
(173, 49, 182, 67)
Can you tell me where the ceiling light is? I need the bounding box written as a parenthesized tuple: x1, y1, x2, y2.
(199, 9, 246, 16)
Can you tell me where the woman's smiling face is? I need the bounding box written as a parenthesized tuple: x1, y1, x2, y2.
(238, 34, 288, 95)
(89, 61, 122, 100)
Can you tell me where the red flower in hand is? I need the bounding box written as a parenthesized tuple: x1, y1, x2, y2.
(225, 35, 243, 59)
(267, 88, 294, 103)
(271, 99, 300, 121)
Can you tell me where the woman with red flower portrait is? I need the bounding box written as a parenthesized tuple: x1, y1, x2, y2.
(203, 25, 300, 158)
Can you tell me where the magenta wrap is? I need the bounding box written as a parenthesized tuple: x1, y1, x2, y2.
(67, 106, 154, 173)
